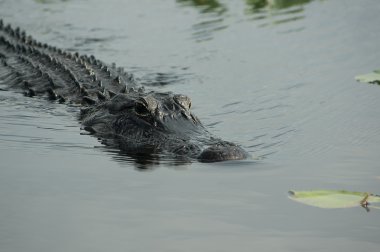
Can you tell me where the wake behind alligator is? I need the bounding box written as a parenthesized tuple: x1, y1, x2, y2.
(0, 20, 248, 163)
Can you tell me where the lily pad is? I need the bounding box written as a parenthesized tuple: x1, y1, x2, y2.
(355, 69, 380, 84)
(288, 190, 380, 209)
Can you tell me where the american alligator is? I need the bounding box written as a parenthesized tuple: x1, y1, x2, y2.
(0, 19, 248, 162)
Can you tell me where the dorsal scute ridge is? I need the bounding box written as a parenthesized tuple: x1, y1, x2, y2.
(0, 19, 138, 106)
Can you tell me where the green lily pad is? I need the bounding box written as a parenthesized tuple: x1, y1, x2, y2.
(355, 69, 380, 85)
(288, 190, 380, 209)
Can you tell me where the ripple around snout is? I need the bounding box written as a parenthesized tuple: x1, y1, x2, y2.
(99, 144, 252, 170)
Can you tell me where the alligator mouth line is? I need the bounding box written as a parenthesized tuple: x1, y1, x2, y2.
(0, 19, 248, 163)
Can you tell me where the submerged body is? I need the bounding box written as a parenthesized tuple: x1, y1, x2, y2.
(0, 19, 247, 162)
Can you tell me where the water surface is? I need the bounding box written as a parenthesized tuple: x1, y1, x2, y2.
(1, 0, 380, 251)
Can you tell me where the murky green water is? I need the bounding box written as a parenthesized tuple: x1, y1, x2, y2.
(1, 0, 380, 251)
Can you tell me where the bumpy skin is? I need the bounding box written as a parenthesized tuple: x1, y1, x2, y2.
(0, 19, 248, 162)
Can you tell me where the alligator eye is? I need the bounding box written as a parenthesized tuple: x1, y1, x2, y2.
(135, 102, 150, 116)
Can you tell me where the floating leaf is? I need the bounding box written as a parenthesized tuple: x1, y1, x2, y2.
(355, 69, 380, 85)
(288, 190, 380, 209)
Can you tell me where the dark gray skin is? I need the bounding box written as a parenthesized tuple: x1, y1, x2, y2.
(0, 19, 248, 162)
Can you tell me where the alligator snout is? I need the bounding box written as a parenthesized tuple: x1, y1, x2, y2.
(197, 144, 248, 162)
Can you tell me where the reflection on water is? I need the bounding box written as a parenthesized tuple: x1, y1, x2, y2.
(100, 146, 194, 171)
(101, 145, 256, 171)
(176, 0, 227, 14)
(177, 0, 316, 41)
(34, 0, 68, 3)
(191, 18, 228, 42)
(177, 0, 227, 42)
(246, 0, 314, 27)
(246, 0, 313, 10)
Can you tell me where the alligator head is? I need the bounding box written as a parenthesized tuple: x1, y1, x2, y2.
(81, 90, 248, 162)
